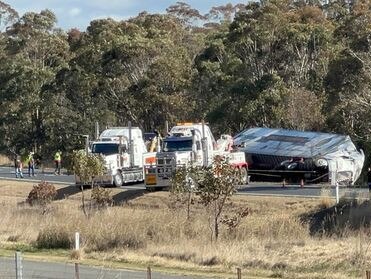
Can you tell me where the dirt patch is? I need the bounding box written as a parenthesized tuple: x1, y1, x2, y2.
(301, 199, 371, 236)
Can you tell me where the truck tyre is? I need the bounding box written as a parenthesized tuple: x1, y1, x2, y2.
(239, 167, 248, 185)
(113, 172, 123, 187)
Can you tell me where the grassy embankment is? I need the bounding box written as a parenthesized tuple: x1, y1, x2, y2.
(0, 180, 370, 278)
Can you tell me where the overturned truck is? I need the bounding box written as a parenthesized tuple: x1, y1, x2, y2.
(233, 128, 365, 185)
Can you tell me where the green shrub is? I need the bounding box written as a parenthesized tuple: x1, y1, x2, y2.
(36, 226, 71, 249)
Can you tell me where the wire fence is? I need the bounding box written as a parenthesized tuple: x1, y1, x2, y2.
(0, 254, 123, 279)
(0, 252, 196, 279)
(0, 252, 280, 279)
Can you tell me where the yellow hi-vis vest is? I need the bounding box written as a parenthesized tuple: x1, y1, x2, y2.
(54, 152, 61, 161)
(27, 154, 34, 164)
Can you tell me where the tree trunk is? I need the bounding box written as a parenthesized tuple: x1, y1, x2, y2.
(81, 186, 87, 217)
(214, 215, 219, 240)
(186, 191, 191, 220)
(214, 201, 219, 240)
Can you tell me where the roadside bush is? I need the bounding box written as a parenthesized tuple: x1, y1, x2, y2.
(27, 181, 57, 206)
(91, 186, 113, 208)
(88, 231, 145, 251)
(36, 226, 71, 249)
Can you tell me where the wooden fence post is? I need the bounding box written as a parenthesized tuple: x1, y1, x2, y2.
(237, 267, 241, 279)
(75, 262, 80, 279)
(147, 266, 152, 279)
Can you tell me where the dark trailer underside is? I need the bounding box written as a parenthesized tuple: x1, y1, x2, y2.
(245, 153, 328, 183)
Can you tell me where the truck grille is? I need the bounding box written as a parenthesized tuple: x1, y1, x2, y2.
(156, 155, 175, 179)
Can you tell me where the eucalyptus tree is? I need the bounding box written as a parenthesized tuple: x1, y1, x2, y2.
(0, 9, 70, 155)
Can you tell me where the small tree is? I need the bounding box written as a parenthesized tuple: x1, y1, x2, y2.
(170, 165, 201, 220)
(172, 156, 243, 241)
(197, 156, 242, 241)
(70, 150, 105, 187)
(69, 150, 105, 216)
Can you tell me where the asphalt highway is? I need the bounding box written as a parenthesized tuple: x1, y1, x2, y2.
(0, 166, 367, 199)
(0, 257, 197, 279)
(0, 166, 73, 184)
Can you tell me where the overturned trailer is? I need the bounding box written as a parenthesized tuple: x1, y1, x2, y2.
(233, 128, 365, 185)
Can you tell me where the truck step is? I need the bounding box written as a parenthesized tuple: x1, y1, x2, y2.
(122, 169, 143, 183)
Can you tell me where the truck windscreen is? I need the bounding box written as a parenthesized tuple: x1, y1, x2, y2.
(163, 139, 192, 152)
(91, 143, 119, 155)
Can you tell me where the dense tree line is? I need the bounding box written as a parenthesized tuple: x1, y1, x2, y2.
(0, 0, 370, 163)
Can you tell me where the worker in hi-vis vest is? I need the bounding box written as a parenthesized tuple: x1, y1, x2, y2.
(54, 151, 62, 175)
(27, 151, 35, 177)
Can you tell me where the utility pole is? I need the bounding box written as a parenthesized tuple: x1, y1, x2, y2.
(128, 121, 134, 167)
(34, 108, 39, 153)
(82, 135, 89, 156)
(95, 122, 100, 140)
(201, 120, 208, 167)
(165, 120, 169, 135)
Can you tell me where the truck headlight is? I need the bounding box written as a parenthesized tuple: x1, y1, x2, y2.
(315, 158, 328, 167)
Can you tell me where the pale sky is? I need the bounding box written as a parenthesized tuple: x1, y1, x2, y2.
(5, 0, 246, 31)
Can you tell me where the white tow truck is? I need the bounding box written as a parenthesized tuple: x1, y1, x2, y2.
(76, 125, 147, 187)
(144, 122, 248, 189)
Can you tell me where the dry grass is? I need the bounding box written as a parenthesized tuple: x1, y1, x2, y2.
(0, 180, 370, 278)
(70, 249, 82, 260)
(319, 187, 334, 209)
(0, 154, 11, 166)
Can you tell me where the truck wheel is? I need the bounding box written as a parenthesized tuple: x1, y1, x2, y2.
(239, 167, 248, 185)
(113, 173, 123, 187)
